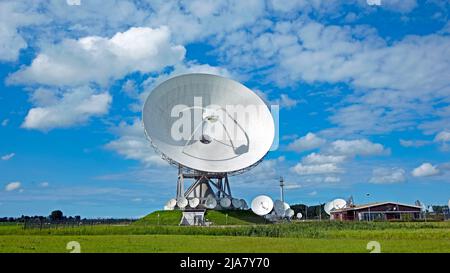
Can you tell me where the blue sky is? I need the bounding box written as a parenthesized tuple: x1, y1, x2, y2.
(0, 0, 449, 218)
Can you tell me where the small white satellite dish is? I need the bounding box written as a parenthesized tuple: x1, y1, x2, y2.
(239, 199, 247, 209)
(189, 198, 200, 208)
(205, 197, 217, 209)
(166, 198, 177, 208)
(164, 205, 174, 211)
(427, 205, 434, 213)
(177, 197, 188, 209)
(324, 201, 334, 215)
(251, 195, 274, 216)
(448, 199, 450, 209)
(283, 202, 290, 210)
(274, 200, 285, 216)
(333, 198, 347, 209)
(231, 198, 242, 209)
(220, 197, 231, 208)
(296, 212, 303, 219)
(285, 208, 294, 218)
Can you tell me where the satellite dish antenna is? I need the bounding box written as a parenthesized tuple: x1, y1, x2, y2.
(251, 195, 274, 216)
(332, 199, 347, 209)
(274, 200, 285, 216)
(220, 197, 231, 208)
(166, 198, 177, 209)
(283, 202, 290, 210)
(232, 198, 242, 209)
(448, 199, 450, 209)
(296, 212, 303, 219)
(427, 205, 434, 213)
(177, 197, 188, 209)
(239, 199, 247, 209)
(164, 205, 173, 211)
(205, 197, 217, 209)
(189, 198, 200, 208)
(142, 73, 275, 209)
(285, 208, 294, 218)
(324, 201, 334, 215)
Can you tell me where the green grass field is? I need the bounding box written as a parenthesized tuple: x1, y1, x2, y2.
(0, 220, 449, 253)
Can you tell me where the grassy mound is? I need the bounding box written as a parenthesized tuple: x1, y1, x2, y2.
(133, 210, 182, 226)
(205, 210, 266, 225)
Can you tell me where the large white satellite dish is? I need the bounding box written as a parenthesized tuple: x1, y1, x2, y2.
(251, 195, 274, 216)
(143, 73, 274, 174)
(142, 73, 275, 209)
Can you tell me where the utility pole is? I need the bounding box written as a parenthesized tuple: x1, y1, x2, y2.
(366, 193, 371, 222)
(279, 176, 285, 202)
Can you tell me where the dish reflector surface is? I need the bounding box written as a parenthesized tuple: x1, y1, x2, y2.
(232, 198, 242, 208)
(251, 195, 274, 216)
(274, 200, 285, 216)
(177, 197, 188, 208)
(189, 198, 200, 208)
(220, 197, 231, 208)
(296, 212, 302, 219)
(166, 198, 177, 208)
(142, 73, 275, 173)
(205, 197, 217, 209)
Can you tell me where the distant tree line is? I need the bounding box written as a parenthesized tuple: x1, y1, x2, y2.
(0, 210, 136, 224)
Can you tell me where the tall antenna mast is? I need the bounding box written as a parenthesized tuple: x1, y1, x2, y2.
(279, 176, 285, 202)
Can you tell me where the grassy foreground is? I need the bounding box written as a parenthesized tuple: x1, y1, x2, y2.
(0, 221, 448, 253)
(1, 235, 449, 253)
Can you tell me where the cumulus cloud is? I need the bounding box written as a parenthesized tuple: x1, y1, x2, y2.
(8, 27, 185, 86)
(22, 86, 112, 131)
(399, 139, 432, 148)
(5, 182, 21, 192)
(1, 153, 15, 161)
(105, 118, 166, 166)
(287, 132, 326, 152)
(301, 152, 346, 165)
(326, 139, 389, 157)
(369, 167, 406, 184)
(291, 162, 343, 175)
(0, 1, 46, 61)
(411, 163, 440, 177)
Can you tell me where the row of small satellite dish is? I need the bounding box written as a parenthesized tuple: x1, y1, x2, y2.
(415, 200, 436, 213)
(164, 196, 248, 210)
(250, 195, 299, 221)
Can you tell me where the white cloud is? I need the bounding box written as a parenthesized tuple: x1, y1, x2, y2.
(8, 26, 185, 86)
(5, 182, 21, 192)
(22, 86, 112, 131)
(308, 190, 317, 196)
(40, 182, 49, 187)
(1, 119, 9, 127)
(302, 152, 346, 164)
(105, 118, 166, 166)
(326, 139, 389, 156)
(1, 153, 15, 161)
(369, 167, 406, 184)
(411, 163, 440, 177)
(399, 139, 432, 148)
(324, 176, 341, 183)
(287, 132, 326, 152)
(0, 1, 47, 61)
(291, 163, 343, 175)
